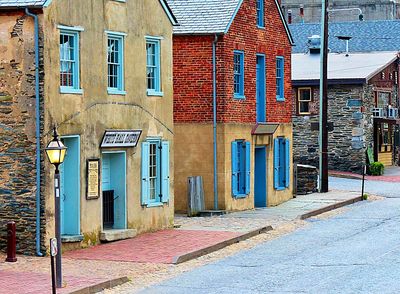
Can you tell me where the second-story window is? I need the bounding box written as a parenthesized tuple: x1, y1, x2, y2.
(256, 0, 264, 27)
(298, 87, 312, 114)
(233, 51, 245, 99)
(146, 37, 163, 96)
(107, 32, 125, 94)
(59, 27, 83, 94)
(276, 56, 285, 101)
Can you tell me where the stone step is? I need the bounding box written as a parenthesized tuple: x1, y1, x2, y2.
(100, 229, 137, 242)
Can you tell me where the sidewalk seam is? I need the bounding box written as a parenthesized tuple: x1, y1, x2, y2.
(298, 196, 363, 220)
(172, 226, 273, 264)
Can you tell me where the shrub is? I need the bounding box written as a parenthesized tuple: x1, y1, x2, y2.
(369, 162, 384, 176)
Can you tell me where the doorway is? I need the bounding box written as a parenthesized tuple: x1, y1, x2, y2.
(254, 146, 267, 207)
(256, 54, 266, 123)
(60, 136, 81, 236)
(101, 152, 127, 230)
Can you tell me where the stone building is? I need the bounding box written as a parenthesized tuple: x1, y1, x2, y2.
(168, 0, 294, 213)
(292, 50, 400, 173)
(0, 0, 177, 255)
(281, 0, 400, 23)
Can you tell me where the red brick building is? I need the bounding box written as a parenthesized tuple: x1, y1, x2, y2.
(169, 0, 294, 212)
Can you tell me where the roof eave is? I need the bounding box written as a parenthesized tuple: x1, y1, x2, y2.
(365, 55, 399, 82)
(223, 0, 244, 34)
(292, 78, 366, 86)
(172, 31, 225, 36)
(159, 0, 179, 26)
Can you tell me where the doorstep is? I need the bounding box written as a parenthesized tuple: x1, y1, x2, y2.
(100, 229, 137, 242)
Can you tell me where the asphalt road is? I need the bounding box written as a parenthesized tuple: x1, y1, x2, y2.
(329, 176, 399, 198)
(140, 193, 400, 293)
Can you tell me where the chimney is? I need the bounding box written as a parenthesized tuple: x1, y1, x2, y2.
(308, 35, 321, 54)
(288, 9, 292, 24)
(336, 36, 352, 57)
(299, 4, 304, 23)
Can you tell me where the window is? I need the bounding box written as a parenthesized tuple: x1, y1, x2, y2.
(141, 139, 170, 206)
(256, 0, 264, 27)
(274, 138, 290, 190)
(298, 87, 312, 114)
(276, 57, 284, 101)
(146, 37, 162, 96)
(376, 92, 391, 108)
(107, 32, 125, 94)
(231, 140, 250, 197)
(233, 51, 245, 98)
(59, 28, 82, 94)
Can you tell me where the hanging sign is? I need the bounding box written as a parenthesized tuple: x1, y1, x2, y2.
(86, 159, 100, 200)
(100, 130, 142, 148)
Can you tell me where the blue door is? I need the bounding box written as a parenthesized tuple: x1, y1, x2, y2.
(60, 136, 80, 236)
(102, 152, 126, 230)
(256, 55, 266, 123)
(254, 146, 267, 207)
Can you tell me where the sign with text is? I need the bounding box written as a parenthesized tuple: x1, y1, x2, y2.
(101, 130, 142, 148)
(86, 159, 100, 200)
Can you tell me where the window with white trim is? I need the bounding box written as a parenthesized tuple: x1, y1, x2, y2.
(298, 87, 312, 114)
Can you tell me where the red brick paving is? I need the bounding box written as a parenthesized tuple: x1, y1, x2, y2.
(65, 229, 241, 264)
(329, 170, 400, 183)
(0, 270, 106, 294)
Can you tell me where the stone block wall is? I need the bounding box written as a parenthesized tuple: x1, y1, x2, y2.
(293, 84, 374, 174)
(0, 12, 45, 255)
(295, 164, 318, 195)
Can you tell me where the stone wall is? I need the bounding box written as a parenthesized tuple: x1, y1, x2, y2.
(0, 12, 45, 255)
(295, 164, 318, 195)
(293, 84, 375, 174)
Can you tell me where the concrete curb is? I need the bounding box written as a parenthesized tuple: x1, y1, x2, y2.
(299, 196, 363, 220)
(69, 276, 130, 294)
(172, 226, 273, 264)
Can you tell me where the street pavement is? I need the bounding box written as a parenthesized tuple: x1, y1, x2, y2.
(330, 176, 399, 198)
(140, 190, 400, 293)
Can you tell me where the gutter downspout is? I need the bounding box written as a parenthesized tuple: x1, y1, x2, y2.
(212, 34, 218, 210)
(25, 8, 43, 257)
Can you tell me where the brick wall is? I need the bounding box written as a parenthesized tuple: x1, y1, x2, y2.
(173, 0, 292, 124)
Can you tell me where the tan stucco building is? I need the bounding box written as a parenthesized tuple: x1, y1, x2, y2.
(0, 0, 177, 254)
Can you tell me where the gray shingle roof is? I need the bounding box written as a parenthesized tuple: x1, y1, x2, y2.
(290, 20, 400, 53)
(292, 51, 398, 82)
(167, 0, 242, 34)
(0, 0, 46, 8)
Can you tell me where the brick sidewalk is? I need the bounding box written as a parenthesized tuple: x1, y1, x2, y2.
(65, 229, 241, 264)
(0, 270, 107, 294)
(329, 169, 400, 182)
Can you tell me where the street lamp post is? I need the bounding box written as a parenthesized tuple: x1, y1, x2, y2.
(45, 126, 67, 288)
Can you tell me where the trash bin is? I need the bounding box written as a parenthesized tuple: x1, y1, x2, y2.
(187, 176, 205, 216)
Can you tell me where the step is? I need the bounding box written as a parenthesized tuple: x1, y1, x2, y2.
(100, 229, 137, 242)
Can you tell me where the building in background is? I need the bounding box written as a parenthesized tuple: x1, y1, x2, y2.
(281, 0, 400, 24)
(0, 0, 177, 255)
(292, 47, 399, 172)
(169, 0, 294, 213)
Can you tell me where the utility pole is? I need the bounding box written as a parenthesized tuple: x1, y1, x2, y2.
(319, 0, 329, 192)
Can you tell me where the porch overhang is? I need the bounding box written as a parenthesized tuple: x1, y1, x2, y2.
(251, 123, 280, 135)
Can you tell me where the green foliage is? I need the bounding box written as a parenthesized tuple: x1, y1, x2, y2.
(363, 194, 368, 200)
(369, 162, 384, 176)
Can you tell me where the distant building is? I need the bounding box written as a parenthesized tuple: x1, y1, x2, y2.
(289, 20, 400, 54)
(292, 48, 400, 172)
(281, 0, 400, 24)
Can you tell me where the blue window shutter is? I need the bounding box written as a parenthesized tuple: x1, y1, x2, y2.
(273, 138, 280, 189)
(245, 141, 251, 195)
(141, 142, 150, 205)
(161, 141, 170, 203)
(231, 141, 238, 196)
(285, 139, 290, 188)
